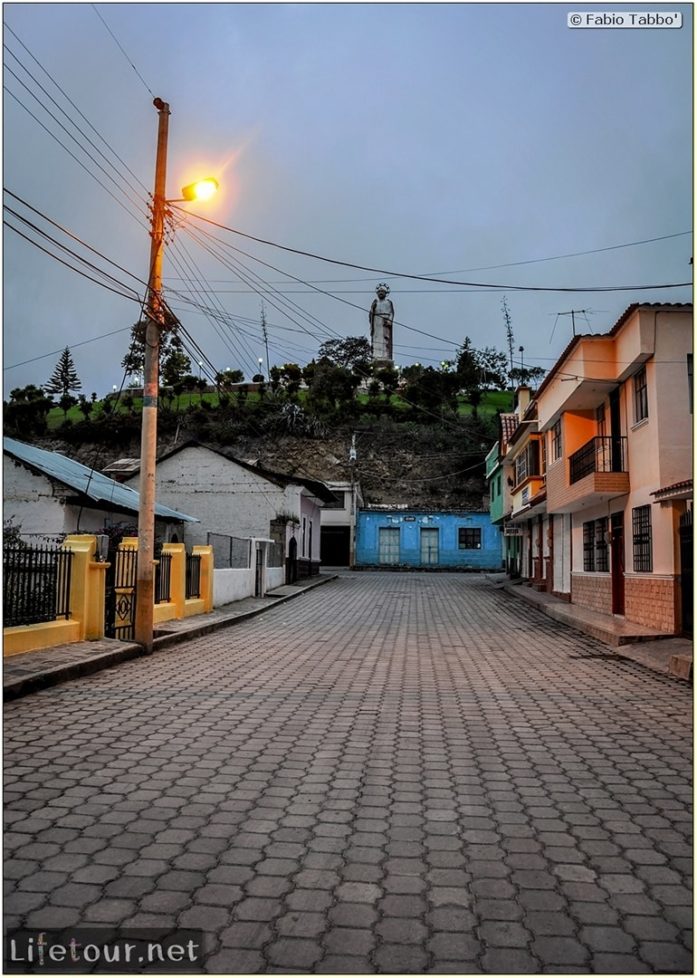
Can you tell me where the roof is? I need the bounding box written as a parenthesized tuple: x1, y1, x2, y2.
(499, 413, 518, 447)
(650, 479, 693, 501)
(534, 302, 693, 402)
(4, 438, 198, 523)
(131, 439, 337, 504)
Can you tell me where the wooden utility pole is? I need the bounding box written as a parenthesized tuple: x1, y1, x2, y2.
(135, 97, 170, 653)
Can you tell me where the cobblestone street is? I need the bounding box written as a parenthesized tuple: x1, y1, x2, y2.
(4, 572, 693, 973)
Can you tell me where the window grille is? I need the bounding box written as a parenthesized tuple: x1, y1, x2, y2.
(595, 518, 609, 572)
(633, 367, 648, 423)
(632, 506, 652, 572)
(551, 420, 562, 461)
(458, 527, 482, 550)
(583, 522, 595, 571)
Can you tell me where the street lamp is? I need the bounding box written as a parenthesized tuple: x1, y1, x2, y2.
(258, 357, 264, 379)
(135, 98, 218, 653)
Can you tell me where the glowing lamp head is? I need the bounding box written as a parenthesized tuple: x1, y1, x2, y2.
(181, 178, 219, 202)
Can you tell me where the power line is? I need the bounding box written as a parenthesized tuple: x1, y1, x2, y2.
(4, 326, 134, 371)
(91, 4, 155, 98)
(4, 88, 146, 228)
(4, 24, 149, 195)
(172, 206, 692, 294)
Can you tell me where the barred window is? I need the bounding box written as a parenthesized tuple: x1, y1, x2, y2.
(632, 505, 652, 572)
(583, 522, 595, 571)
(583, 518, 609, 572)
(551, 419, 562, 461)
(594, 518, 609, 572)
(459, 527, 482, 549)
(633, 367, 648, 423)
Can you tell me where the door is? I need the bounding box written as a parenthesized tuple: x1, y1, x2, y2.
(609, 387, 623, 472)
(378, 527, 400, 565)
(104, 545, 137, 640)
(286, 536, 298, 584)
(679, 510, 693, 636)
(420, 528, 439, 566)
(610, 511, 625, 615)
(254, 546, 264, 597)
(321, 526, 350, 566)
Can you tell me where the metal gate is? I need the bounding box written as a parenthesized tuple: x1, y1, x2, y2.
(378, 527, 400, 565)
(104, 546, 137, 640)
(255, 546, 263, 597)
(420, 528, 439, 566)
(679, 510, 692, 636)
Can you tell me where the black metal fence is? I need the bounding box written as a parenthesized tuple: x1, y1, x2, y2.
(569, 435, 627, 484)
(207, 532, 251, 569)
(4, 544, 73, 627)
(155, 552, 172, 604)
(186, 554, 201, 598)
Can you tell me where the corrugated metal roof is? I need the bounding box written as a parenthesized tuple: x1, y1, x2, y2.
(4, 438, 198, 522)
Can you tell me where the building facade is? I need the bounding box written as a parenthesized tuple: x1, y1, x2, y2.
(486, 303, 691, 635)
(355, 509, 503, 570)
(320, 481, 364, 567)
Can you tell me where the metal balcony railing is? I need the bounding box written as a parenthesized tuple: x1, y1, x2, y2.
(569, 435, 627, 485)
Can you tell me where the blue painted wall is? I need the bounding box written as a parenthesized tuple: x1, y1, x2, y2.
(355, 510, 503, 570)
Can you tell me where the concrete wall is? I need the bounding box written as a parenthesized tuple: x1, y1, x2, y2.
(4, 458, 107, 539)
(356, 511, 502, 570)
(213, 567, 256, 606)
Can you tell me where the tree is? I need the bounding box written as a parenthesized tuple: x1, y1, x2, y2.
(216, 369, 244, 391)
(318, 336, 372, 375)
(45, 347, 82, 397)
(161, 347, 192, 389)
(509, 365, 547, 387)
(58, 392, 78, 421)
(4, 385, 53, 436)
(455, 338, 509, 417)
(121, 317, 184, 380)
(374, 365, 400, 404)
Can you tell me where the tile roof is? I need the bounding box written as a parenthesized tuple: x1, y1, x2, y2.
(4, 438, 198, 522)
(499, 413, 518, 446)
(650, 479, 693, 500)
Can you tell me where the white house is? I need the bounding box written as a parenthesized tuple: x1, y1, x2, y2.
(320, 480, 364, 566)
(124, 441, 336, 581)
(4, 437, 197, 545)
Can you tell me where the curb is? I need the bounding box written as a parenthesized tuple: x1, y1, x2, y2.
(4, 575, 338, 702)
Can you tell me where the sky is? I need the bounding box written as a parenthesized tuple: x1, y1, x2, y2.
(3, 2, 693, 398)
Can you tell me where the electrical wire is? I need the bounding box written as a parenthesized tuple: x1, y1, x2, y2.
(4, 88, 147, 227)
(91, 3, 155, 99)
(172, 206, 692, 294)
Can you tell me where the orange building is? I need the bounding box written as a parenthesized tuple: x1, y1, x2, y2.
(532, 303, 692, 635)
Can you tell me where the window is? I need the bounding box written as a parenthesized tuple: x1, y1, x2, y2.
(632, 506, 652, 572)
(514, 441, 540, 487)
(582, 518, 608, 572)
(633, 367, 648, 423)
(324, 491, 345, 510)
(596, 403, 606, 437)
(459, 527, 482, 550)
(551, 420, 562, 461)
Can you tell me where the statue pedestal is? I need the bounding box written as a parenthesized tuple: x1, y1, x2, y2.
(372, 358, 394, 370)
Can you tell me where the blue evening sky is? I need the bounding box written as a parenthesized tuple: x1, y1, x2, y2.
(3, 2, 693, 395)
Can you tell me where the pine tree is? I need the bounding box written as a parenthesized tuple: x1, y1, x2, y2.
(45, 347, 82, 396)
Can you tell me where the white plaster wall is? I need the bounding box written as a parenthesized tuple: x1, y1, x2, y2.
(4, 458, 131, 541)
(267, 567, 285, 590)
(213, 568, 255, 606)
(126, 447, 287, 548)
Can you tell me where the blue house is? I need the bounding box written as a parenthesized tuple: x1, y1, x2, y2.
(355, 509, 503, 571)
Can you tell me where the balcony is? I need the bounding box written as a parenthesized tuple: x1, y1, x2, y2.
(570, 436, 627, 484)
(547, 436, 629, 514)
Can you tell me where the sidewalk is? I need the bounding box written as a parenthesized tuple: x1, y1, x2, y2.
(492, 574, 693, 681)
(3, 574, 338, 701)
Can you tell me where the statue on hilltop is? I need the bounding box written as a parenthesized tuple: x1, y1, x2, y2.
(369, 283, 394, 363)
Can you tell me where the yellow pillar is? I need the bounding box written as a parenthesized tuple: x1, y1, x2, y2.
(193, 545, 214, 612)
(63, 533, 98, 641)
(162, 543, 186, 618)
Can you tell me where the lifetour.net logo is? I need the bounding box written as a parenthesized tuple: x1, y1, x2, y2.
(4, 929, 204, 973)
(568, 11, 683, 28)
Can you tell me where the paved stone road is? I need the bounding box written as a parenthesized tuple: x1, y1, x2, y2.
(4, 573, 693, 973)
